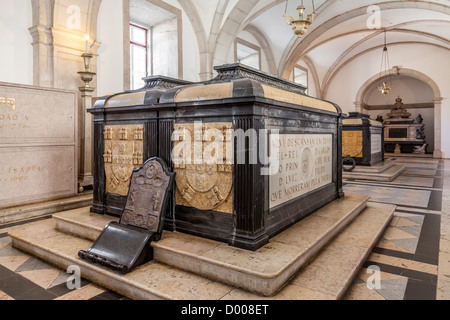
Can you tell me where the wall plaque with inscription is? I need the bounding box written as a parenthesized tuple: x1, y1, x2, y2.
(269, 134, 333, 209)
(371, 134, 382, 155)
(0, 82, 77, 208)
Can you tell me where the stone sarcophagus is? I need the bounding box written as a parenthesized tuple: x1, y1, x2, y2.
(384, 97, 427, 154)
(88, 65, 344, 251)
(342, 112, 384, 166)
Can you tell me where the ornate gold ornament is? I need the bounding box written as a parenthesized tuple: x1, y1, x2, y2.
(0, 97, 16, 110)
(378, 30, 393, 95)
(283, 0, 316, 38)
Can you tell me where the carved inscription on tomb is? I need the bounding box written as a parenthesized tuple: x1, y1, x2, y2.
(270, 134, 333, 209)
(173, 123, 233, 214)
(104, 125, 144, 196)
(342, 131, 363, 158)
(121, 160, 171, 232)
(371, 134, 382, 154)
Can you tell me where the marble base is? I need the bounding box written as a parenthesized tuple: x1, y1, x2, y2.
(0, 192, 92, 226)
(385, 153, 434, 158)
(153, 193, 369, 296)
(8, 193, 395, 299)
(344, 160, 406, 182)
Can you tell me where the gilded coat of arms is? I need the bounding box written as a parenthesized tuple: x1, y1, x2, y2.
(173, 123, 233, 214)
(342, 131, 363, 158)
(104, 125, 144, 196)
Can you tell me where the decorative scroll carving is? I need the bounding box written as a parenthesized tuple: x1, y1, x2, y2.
(104, 125, 144, 196)
(213, 63, 307, 95)
(173, 123, 233, 214)
(342, 131, 363, 158)
(141, 75, 193, 90)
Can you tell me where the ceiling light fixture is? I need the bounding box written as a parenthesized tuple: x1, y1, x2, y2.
(283, 0, 316, 38)
(378, 30, 393, 95)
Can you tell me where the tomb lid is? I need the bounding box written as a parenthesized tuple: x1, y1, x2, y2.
(160, 64, 341, 114)
(343, 112, 383, 127)
(92, 64, 341, 115)
(93, 76, 193, 109)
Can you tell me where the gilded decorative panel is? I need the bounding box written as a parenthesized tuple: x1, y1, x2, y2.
(173, 123, 233, 214)
(104, 125, 144, 196)
(342, 131, 363, 158)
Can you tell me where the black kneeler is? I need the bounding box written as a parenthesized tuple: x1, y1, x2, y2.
(78, 157, 175, 274)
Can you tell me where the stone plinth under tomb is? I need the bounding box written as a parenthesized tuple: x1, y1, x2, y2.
(88, 64, 345, 251)
(342, 112, 406, 182)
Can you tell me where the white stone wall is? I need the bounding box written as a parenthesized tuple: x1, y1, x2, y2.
(0, 0, 33, 85)
(97, 0, 124, 96)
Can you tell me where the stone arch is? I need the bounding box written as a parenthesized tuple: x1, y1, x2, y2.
(355, 68, 443, 158)
(320, 26, 450, 99)
(323, 41, 449, 99)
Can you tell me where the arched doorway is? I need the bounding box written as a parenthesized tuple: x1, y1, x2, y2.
(355, 69, 442, 158)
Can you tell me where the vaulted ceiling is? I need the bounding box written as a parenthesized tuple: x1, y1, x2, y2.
(241, 0, 450, 97)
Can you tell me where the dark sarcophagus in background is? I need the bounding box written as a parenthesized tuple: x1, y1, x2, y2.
(342, 112, 384, 166)
(88, 64, 345, 251)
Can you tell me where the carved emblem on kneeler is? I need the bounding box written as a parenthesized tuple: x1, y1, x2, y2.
(173, 123, 233, 214)
(121, 161, 171, 232)
(104, 125, 145, 196)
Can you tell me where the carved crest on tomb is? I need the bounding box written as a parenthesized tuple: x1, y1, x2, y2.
(342, 131, 363, 158)
(104, 125, 144, 196)
(173, 123, 233, 214)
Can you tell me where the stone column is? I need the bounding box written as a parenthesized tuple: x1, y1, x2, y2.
(78, 54, 96, 192)
(433, 97, 443, 159)
(29, 25, 54, 88)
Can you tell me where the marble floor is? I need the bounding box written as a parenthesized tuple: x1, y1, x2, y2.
(343, 157, 447, 300)
(0, 157, 448, 300)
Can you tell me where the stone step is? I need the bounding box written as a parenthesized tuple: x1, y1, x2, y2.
(343, 164, 406, 182)
(9, 220, 234, 300)
(351, 159, 396, 174)
(55, 193, 369, 296)
(7, 196, 395, 300)
(153, 192, 369, 296)
(0, 192, 93, 226)
(53, 207, 118, 242)
(222, 201, 395, 300)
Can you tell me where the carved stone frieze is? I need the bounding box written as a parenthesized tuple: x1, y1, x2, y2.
(173, 123, 233, 214)
(104, 125, 144, 196)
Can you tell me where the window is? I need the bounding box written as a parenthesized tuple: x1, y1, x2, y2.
(130, 23, 150, 90)
(235, 38, 261, 70)
(294, 65, 308, 94)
